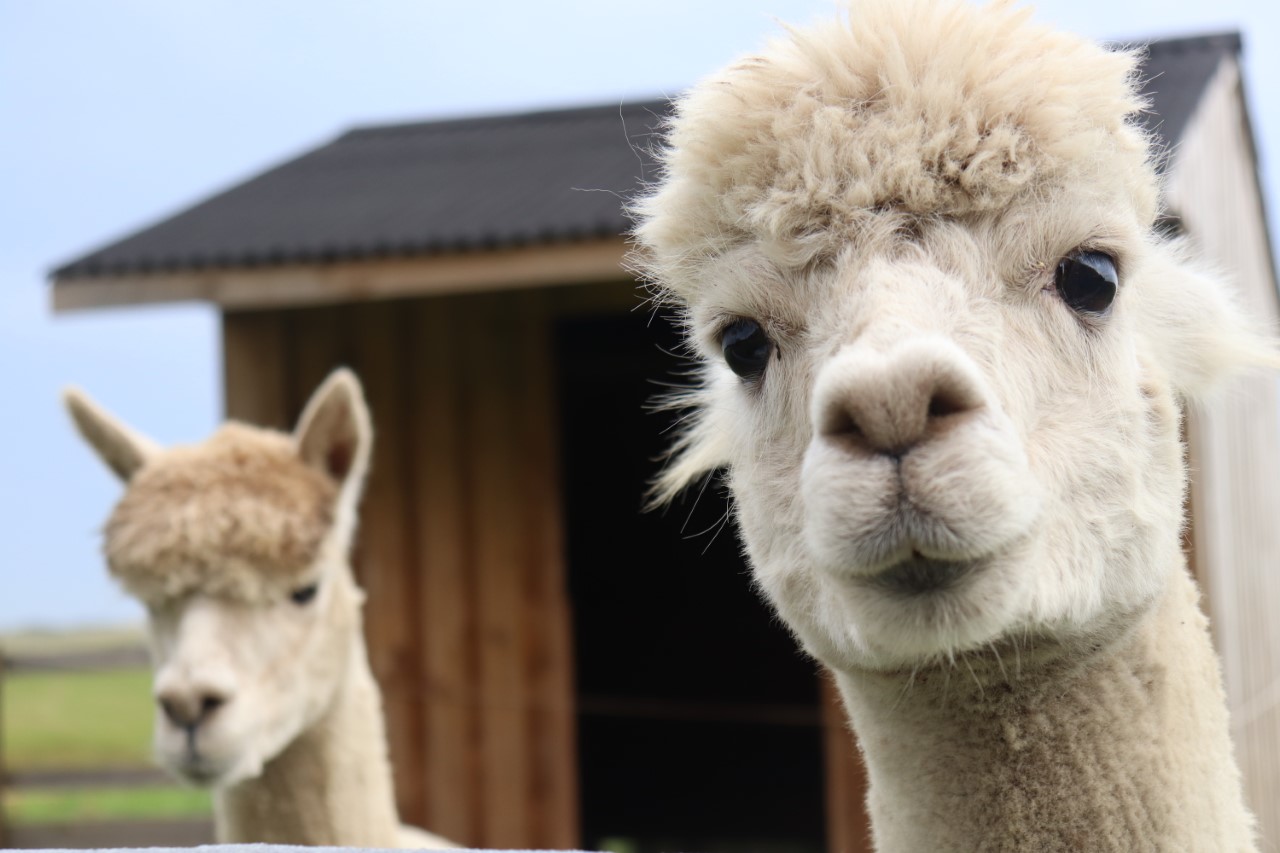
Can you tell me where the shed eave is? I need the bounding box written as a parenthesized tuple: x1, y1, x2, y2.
(50, 236, 631, 313)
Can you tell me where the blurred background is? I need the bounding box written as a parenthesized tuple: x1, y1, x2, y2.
(2, 0, 1279, 849)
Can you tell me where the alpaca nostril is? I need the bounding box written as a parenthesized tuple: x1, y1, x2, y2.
(822, 405, 864, 440)
(159, 697, 184, 728)
(927, 390, 968, 419)
(200, 695, 225, 716)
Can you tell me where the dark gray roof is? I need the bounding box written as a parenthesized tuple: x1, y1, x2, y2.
(1139, 32, 1241, 155)
(53, 33, 1241, 281)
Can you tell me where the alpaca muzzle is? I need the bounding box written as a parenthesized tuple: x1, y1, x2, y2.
(800, 337, 1040, 579)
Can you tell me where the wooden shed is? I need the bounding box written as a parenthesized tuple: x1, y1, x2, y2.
(52, 33, 1280, 851)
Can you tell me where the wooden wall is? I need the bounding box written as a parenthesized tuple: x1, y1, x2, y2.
(1167, 57, 1280, 846)
(222, 292, 578, 848)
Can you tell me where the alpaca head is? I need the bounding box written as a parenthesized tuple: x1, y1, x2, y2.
(65, 369, 373, 785)
(633, 0, 1276, 672)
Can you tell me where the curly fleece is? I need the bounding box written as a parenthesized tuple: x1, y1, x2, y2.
(105, 424, 337, 604)
(633, 0, 1156, 285)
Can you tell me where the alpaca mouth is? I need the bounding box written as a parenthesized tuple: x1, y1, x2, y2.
(169, 754, 223, 786)
(180, 765, 220, 785)
(165, 739, 229, 787)
(866, 553, 973, 596)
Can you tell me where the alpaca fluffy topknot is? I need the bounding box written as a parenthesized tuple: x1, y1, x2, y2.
(632, 0, 1157, 291)
(104, 423, 337, 604)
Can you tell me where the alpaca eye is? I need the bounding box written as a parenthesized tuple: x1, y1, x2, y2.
(721, 318, 773, 380)
(1055, 251, 1117, 316)
(290, 583, 319, 606)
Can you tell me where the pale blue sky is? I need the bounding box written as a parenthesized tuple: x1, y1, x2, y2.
(3, 0, 1278, 630)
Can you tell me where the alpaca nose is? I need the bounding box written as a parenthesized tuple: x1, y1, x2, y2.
(815, 341, 986, 458)
(156, 685, 233, 730)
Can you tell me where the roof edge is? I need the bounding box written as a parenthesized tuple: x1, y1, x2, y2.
(337, 97, 673, 142)
(51, 236, 630, 313)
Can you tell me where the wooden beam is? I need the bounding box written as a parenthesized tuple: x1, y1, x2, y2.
(1, 646, 149, 673)
(52, 238, 630, 313)
(3, 767, 173, 789)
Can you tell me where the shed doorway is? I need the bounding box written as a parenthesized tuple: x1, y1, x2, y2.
(557, 309, 827, 853)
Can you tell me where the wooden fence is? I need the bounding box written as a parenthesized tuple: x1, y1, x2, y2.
(0, 645, 214, 848)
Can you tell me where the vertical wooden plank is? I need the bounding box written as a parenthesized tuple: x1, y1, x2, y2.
(221, 311, 290, 428)
(348, 301, 425, 827)
(411, 297, 482, 844)
(289, 305, 348, 420)
(286, 302, 430, 828)
(465, 293, 531, 847)
(453, 288, 579, 848)
(821, 674, 873, 853)
(513, 291, 579, 849)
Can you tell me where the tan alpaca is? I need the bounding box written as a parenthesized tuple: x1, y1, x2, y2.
(66, 369, 452, 848)
(633, 1, 1269, 849)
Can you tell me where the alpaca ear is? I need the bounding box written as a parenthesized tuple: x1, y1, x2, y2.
(294, 368, 373, 489)
(1135, 250, 1280, 399)
(62, 387, 161, 482)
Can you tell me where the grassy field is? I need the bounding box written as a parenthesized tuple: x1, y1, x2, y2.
(6, 786, 212, 824)
(4, 668, 156, 769)
(1, 628, 213, 825)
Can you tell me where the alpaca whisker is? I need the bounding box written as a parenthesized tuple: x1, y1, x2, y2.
(700, 508, 734, 555)
(680, 468, 717, 534)
(988, 640, 1009, 685)
(891, 664, 921, 712)
(962, 653, 984, 699)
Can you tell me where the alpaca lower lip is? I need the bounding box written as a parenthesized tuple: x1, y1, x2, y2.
(867, 554, 972, 595)
(172, 747, 223, 786)
(174, 760, 221, 785)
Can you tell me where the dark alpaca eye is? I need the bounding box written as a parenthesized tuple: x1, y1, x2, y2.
(1055, 251, 1118, 316)
(721, 318, 773, 380)
(290, 583, 319, 606)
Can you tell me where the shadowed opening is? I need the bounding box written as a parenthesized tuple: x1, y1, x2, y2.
(557, 309, 828, 853)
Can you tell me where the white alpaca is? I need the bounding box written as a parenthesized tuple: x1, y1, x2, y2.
(633, 1, 1268, 849)
(65, 369, 452, 848)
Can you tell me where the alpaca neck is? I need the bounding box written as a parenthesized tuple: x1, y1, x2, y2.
(834, 569, 1256, 853)
(215, 632, 402, 846)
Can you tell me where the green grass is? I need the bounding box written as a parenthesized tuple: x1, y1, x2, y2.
(1, 634, 214, 824)
(3, 668, 156, 769)
(5, 786, 212, 824)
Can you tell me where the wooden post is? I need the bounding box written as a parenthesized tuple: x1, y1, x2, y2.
(0, 650, 7, 848)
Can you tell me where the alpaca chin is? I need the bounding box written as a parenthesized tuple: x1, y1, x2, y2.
(157, 742, 258, 789)
(838, 550, 1036, 667)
